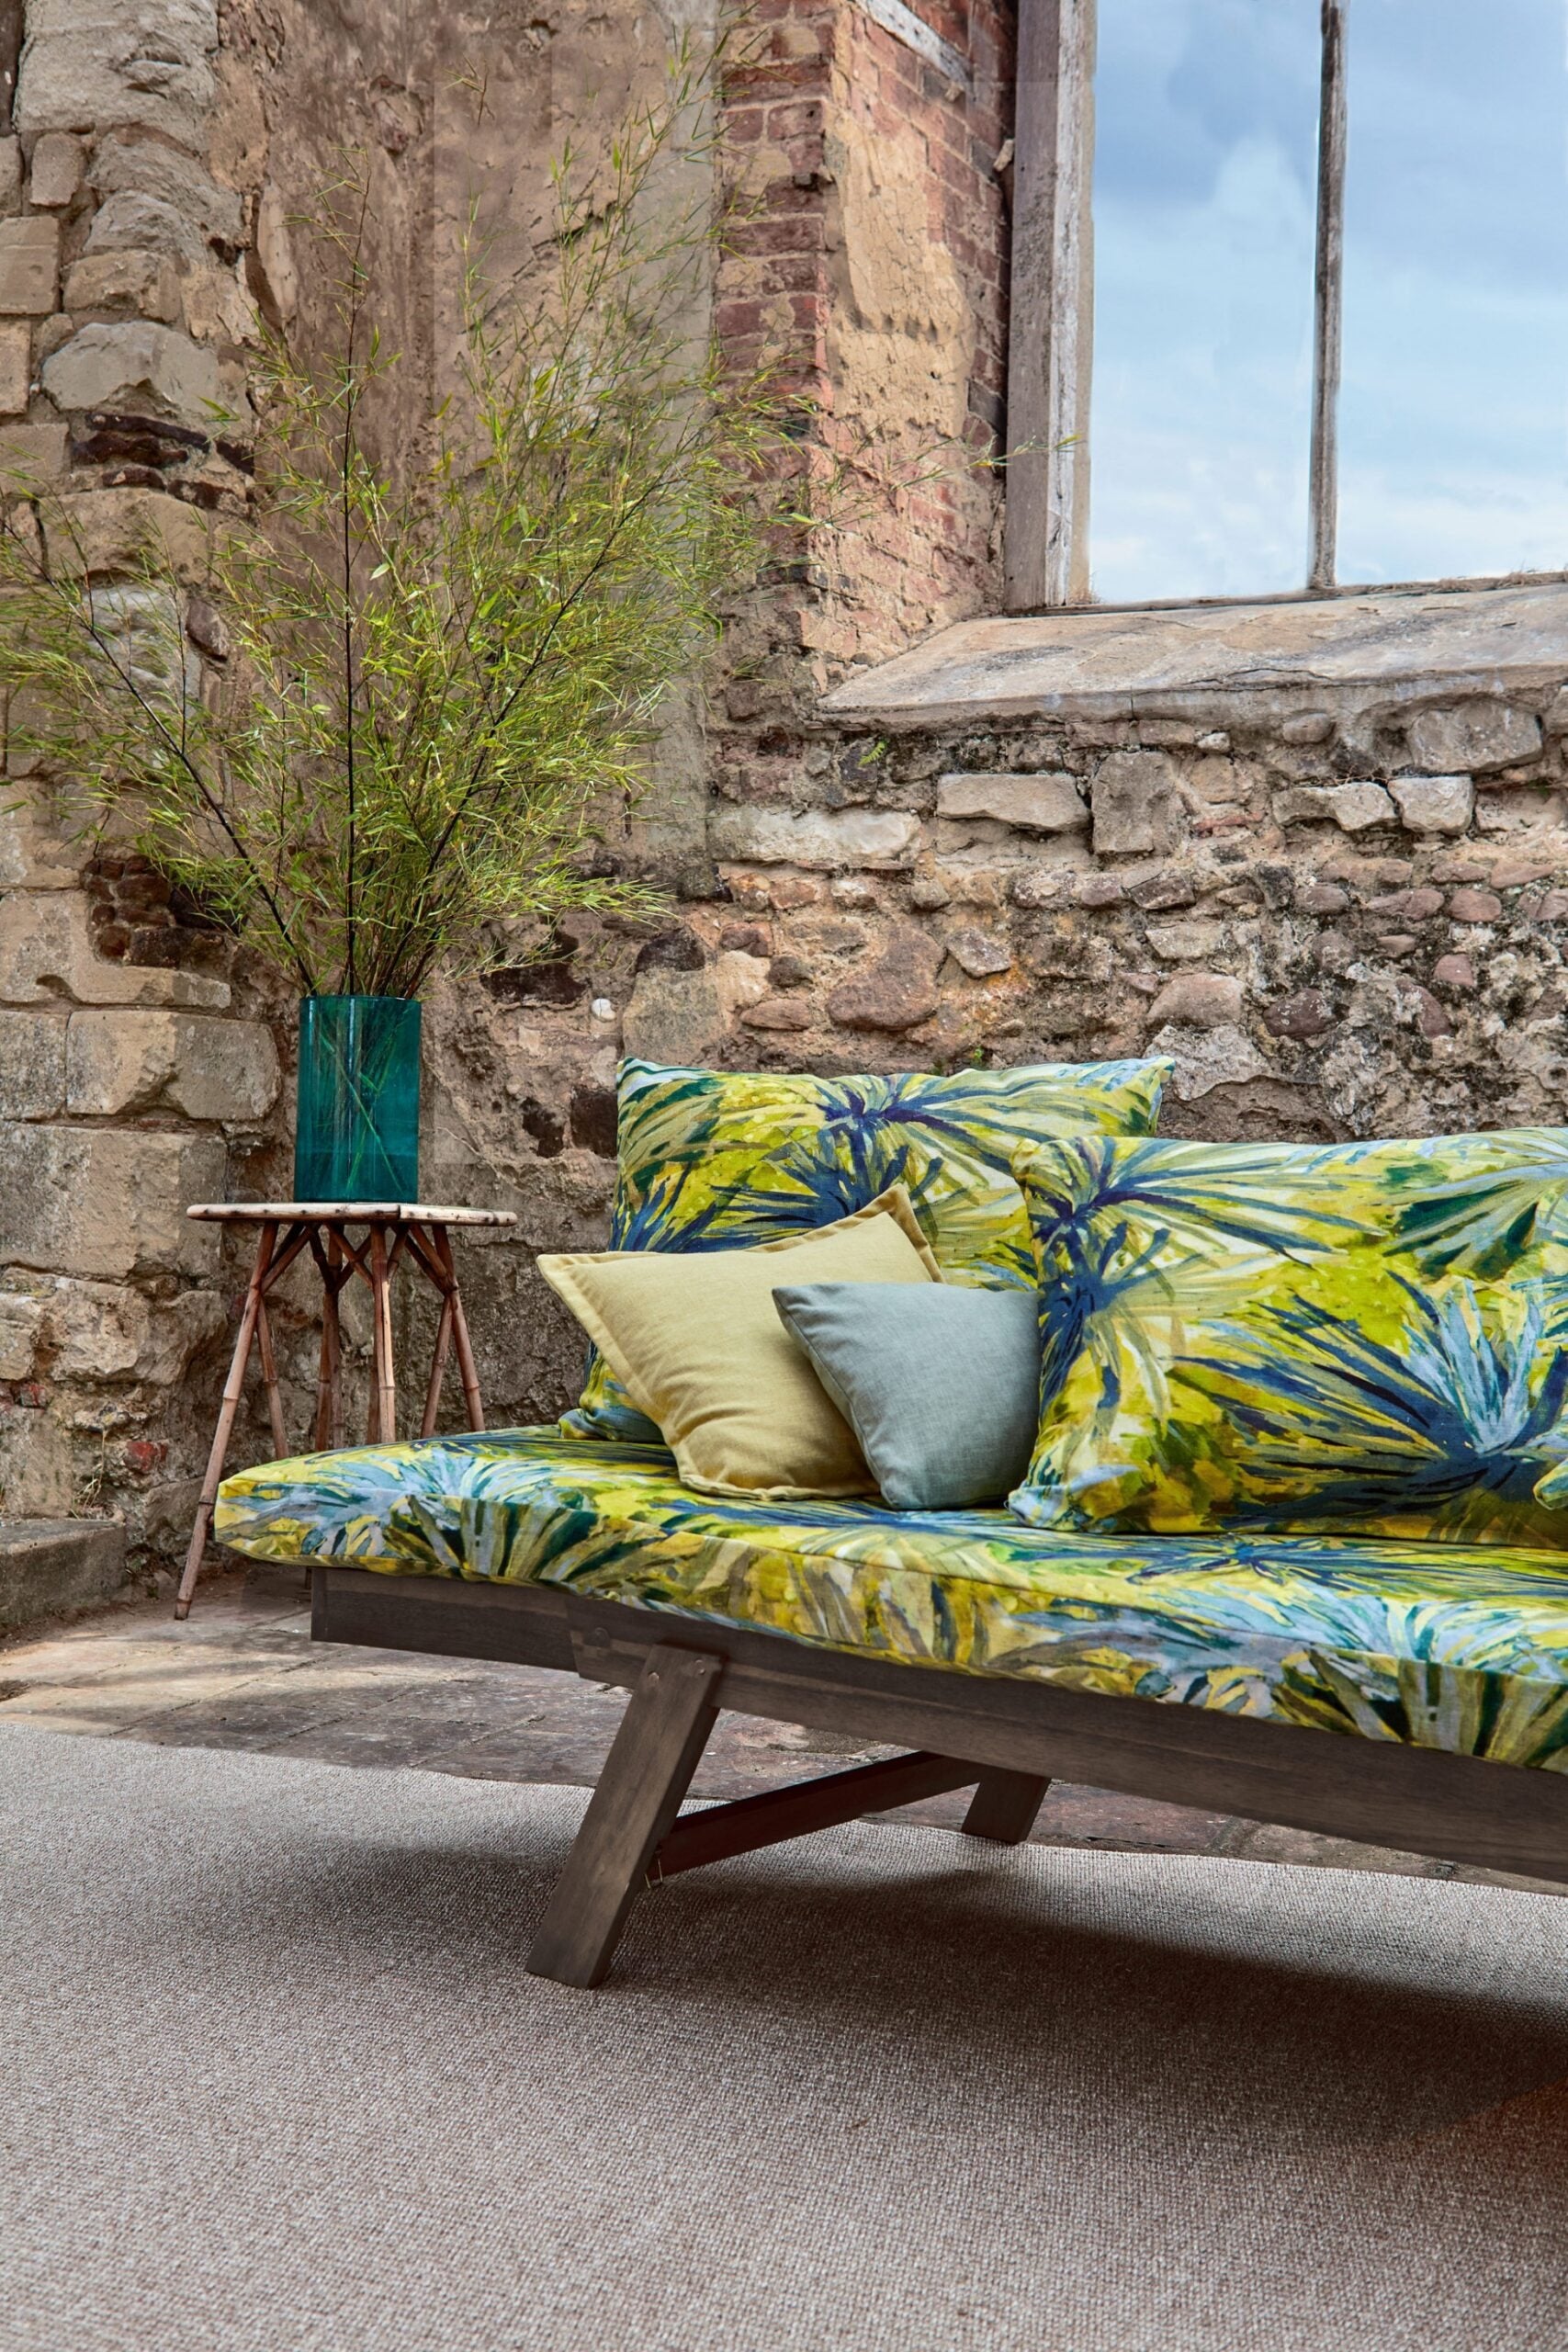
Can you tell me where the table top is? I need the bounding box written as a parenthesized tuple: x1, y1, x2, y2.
(186, 1203, 518, 1227)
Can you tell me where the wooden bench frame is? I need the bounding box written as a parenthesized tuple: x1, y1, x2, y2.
(312, 1564, 1568, 1986)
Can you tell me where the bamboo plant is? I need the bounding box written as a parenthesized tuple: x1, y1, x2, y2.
(0, 44, 809, 1001)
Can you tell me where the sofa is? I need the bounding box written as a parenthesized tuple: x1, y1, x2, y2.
(212, 1061, 1568, 1984)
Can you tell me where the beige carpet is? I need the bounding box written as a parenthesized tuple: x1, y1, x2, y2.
(5, 1725, 1568, 2352)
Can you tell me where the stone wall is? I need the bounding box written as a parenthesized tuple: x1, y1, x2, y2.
(716, 0, 1010, 672)
(0, 0, 283, 1554)
(702, 666, 1568, 1143)
(6, 0, 1565, 1591)
(0, 0, 1014, 1574)
(796, 588, 1568, 1139)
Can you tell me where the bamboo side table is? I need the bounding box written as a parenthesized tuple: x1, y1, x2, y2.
(175, 1202, 517, 1619)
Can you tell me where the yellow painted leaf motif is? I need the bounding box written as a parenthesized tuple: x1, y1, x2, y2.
(565, 1056, 1172, 1435)
(1014, 1130, 1568, 1548)
(213, 1424, 1568, 1770)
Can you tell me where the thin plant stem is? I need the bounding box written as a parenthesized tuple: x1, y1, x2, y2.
(0, 31, 973, 1005)
(338, 175, 372, 998)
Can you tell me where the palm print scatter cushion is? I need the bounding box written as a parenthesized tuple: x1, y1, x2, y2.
(563, 1056, 1172, 1440)
(1010, 1130, 1568, 1547)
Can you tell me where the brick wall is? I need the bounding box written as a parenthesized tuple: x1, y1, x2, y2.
(707, 0, 1011, 899)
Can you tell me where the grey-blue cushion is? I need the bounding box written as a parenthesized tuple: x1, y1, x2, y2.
(772, 1282, 1043, 1511)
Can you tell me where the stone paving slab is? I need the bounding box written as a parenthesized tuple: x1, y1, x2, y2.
(1, 1561, 1558, 1895)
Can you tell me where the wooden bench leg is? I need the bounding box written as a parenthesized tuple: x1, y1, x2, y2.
(526, 1644, 724, 1989)
(962, 1768, 1052, 1845)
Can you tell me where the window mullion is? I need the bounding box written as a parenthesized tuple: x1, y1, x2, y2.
(1308, 0, 1348, 591)
(1005, 0, 1097, 610)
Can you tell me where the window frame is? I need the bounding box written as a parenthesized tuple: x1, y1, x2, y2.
(1002, 0, 1516, 616)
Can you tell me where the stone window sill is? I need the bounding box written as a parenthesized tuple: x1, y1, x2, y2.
(817, 579, 1568, 732)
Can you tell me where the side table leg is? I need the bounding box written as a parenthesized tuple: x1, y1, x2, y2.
(313, 1232, 344, 1452)
(420, 1293, 455, 1439)
(369, 1222, 397, 1444)
(305, 1232, 343, 1448)
(255, 1297, 288, 1459)
(175, 1221, 276, 1621)
(433, 1226, 486, 1432)
(305, 1232, 345, 1448)
(331, 1288, 346, 1448)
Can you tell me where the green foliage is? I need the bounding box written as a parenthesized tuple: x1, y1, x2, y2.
(0, 45, 807, 999)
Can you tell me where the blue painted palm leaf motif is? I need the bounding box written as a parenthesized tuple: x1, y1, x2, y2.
(1179, 1278, 1568, 1533)
(1376, 1134, 1568, 1274)
(212, 1424, 1568, 1770)
(573, 1056, 1171, 1431)
(1014, 1129, 1568, 1549)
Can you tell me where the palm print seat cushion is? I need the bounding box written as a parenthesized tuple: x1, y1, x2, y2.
(213, 1427, 1568, 1769)
(563, 1056, 1172, 1440)
(1011, 1130, 1568, 1548)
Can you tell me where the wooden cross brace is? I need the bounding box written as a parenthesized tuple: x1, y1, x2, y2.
(526, 1643, 1051, 1988)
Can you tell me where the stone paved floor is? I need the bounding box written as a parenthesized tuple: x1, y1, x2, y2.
(1, 1561, 1558, 1896)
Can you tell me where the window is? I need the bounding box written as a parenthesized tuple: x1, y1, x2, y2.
(1005, 0, 1568, 609)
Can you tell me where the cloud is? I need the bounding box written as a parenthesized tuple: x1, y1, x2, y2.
(1086, 0, 1568, 599)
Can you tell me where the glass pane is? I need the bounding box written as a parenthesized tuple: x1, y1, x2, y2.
(1337, 0, 1568, 585)
(1087, 0, 1320, 602)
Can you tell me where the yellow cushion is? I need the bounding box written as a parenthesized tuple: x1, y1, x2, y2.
(537, 1186, 942, 1498)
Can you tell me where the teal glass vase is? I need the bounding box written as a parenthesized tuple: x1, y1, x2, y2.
(294, 995, 422, 1203)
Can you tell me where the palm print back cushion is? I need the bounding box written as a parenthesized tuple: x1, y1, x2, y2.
(1010, 1130, 1568, 1548)
(563, 1056, 1173, 1441)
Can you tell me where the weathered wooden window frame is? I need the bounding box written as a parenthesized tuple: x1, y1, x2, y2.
(1004, 0, 1356, 613)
